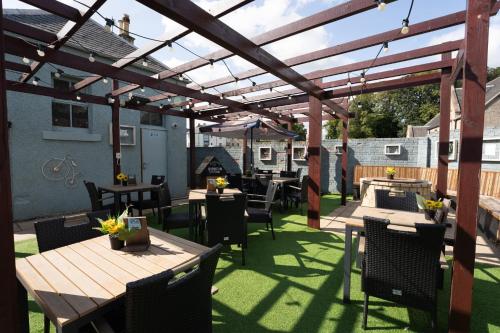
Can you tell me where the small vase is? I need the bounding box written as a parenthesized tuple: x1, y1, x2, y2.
(387, 174, 394, 180)
(122, 180, 128, 186)
(217, 187, 224, 194)
(109, 235, 124, 250)
(424, 209, 436, 220)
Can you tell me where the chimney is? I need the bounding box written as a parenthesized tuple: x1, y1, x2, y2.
(118, 14, 135, 44)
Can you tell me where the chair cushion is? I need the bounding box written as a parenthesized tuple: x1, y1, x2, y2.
(247, 207, 271, 223)
(165, 212, 190, 229)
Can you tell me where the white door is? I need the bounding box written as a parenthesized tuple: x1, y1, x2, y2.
(141, 128, 168, 183)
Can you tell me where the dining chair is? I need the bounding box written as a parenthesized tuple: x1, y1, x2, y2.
(375, 189, 419, 212)
(279, 170, 296, 178)
(361, 216, 445, 330)
(158, 182, 191, 233)
(129, 175, 165, 216)
(286, 175, 308, 215)
(34, 217, 103, 333)
(83, 180, 117, 213)
(247, 181, 279, 240)
(255, 174, 273, 195)
(227, 173, 242, 190)
(295, 168, 303, 179)
(205, 193, 247, 264)
(105, 244, 222, 333)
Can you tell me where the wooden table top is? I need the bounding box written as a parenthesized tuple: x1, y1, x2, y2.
(16, 228, 209, 329)
(330, 201, 431, 229)
(272, 177, 299, 184)
(189, 188, 242, 201)
(99, 183, 161, 193)
(361, 177, 430, 184)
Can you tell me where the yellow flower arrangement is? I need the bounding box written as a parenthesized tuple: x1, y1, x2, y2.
(215, 176, 229, 188)
(385, 167, 397, 176)
(94, 208, 135, 240)
(116, 172, 129, 182)
(424, 199, 443, 211)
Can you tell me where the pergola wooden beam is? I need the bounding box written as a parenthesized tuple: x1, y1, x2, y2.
(19, 0, 107, 83)
(449, 0, 493, 330)
(72, 0, 253, 91)
(3, 18, 58, 44)
(19, 0, 82, 21)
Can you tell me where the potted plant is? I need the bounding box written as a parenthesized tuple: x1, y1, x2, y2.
(116, 172, 129, 186)
(94, 208, 136, 250)
(215, 177, 229, 194)
(422, 199, 443, 220)
(386, 167, 396, 180)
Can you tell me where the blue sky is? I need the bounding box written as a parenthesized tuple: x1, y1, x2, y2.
(3, 0, 500, 125)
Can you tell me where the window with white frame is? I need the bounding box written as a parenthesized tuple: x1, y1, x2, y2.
(52, 76, 89, 128)
(384, 144, 401, 155)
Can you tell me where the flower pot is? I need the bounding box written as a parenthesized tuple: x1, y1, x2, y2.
(387, 174, 394, 180)
(109, 236, 124, 250)
(217, 187, 224, 194)
(122, 180, 128, 186)
(424, 209, 436, 221)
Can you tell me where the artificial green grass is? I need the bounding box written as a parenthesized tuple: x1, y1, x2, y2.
(15, 195, 500, 332)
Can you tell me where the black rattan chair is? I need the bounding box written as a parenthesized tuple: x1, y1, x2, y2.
(286, 175, 308, 215)
(105, 244, 222, 333)
(295, 168, 303, 179)
(158, 182, 190, 233)
(34, 217, 103, 333)
(362, 216, 445, 330)
(205, 193, 247, 264)
(86, 209, 111, 228)
(129, 175, 165, 216)
(83, 180, 117, 212)
(254, 174, 273, 195)
(247, 181, 279, 240)
(279, 170, 296, 178)
(227, 174, 242, 190)
(375, 189, 419, 212)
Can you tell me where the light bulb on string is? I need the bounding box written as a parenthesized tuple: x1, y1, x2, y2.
(360, 72, 366, 84)
(377, 0, 386, 11)
(209, 59, 214, 70)
(383, 41, 389, 53)
(347, 79, 352, 87)
(32, 77, 40, 86)
(142, 58, 148, 67)
(88, 53, 95, 63)
(168, 41, 174, 53)
(36, 46, 45, 57)
(22, 57, 30, 64)
(54, 69, 63, 78)
(234, 77, 239, 88)
(76, 94, 82, 101)
(167, 96, 172, 103)
(200, 86, 205, 94)
(401, 19, 410, 35)
(102, 77, 108, 84)
(220, 94, 224, 100)
(140, 86, 145, 93)
(107, 96, 115, 104)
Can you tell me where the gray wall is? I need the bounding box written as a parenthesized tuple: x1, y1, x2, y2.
(6, 52, 187, 221)
(191, 130, 500, 195)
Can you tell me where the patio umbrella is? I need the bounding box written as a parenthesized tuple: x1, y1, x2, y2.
(199, 119, 298, 170)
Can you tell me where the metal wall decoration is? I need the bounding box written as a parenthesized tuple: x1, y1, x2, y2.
(41, 154, 81, 188)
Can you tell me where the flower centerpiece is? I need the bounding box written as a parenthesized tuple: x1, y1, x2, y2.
(94, 208, 136, 250)
(386, 167, 396, 180)
(422, 199, 443, 220)
(215, 177, 229, 194)
(116, 172, 129, 186)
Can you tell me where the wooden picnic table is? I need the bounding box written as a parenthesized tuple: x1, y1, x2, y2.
(16, 228, 209, 333)
(99, 183, 161, 215)
(327, 202, 435, 303)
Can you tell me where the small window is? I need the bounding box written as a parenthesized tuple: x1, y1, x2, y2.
(140, 112, 163, 126)
(292, 147, 306, 161)
(384, 144, 401, 155)
(52, 77, 89, 129)
(259, 147, 272, 161)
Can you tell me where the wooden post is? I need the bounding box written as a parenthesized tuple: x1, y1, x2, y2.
(449, 0, 491, 331)
(242, 131, 248, 173)
(341, 115, 348, 206)
(287, 122, 293, 172)
(189, 117, 196, 189)
(112, 80, 121, 185)
(0, 0, 19, 330)
(307, 81, 322, 229)
(436, 53, 452, 198)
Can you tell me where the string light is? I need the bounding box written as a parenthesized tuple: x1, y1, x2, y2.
(107, 96, 115, 104)
(140, 86, 145, 93)
(360, 72, 366, 83)
(102, 77, 108, 84)
(209, 59, 215, 69)
(376, 0, 386, 11)
(22, 57, 30, 64)
(200, 86, 205, 94)
(167, 41, 174, 52)
(76, 94, 82, 101)
(269, 87, 273, 92)
(36, 45, 45, 57)
(347, 79, 352, 87)
(32, 77, 40, 86)
(288, 95, 292, 100)
(383, 41, 389, 53)
(54, 69, 64, 78)
(401, 19, 410, 35)
(220, 94, 224, 100)
(142, 58, 148, 67)
(88, 53, 95, 63)
(357, 103, 362, 109)
(167, 96, 172, 103)
(234, 77, 239, 88)
(178, 74, 184, 81)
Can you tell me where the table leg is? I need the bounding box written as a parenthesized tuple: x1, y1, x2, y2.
(138, 191, 144, 216)
(188, 201, 195, 241)
(343, 224, 353, 304)
(17, 280, 29, 333)
(280, 184, 285, 213)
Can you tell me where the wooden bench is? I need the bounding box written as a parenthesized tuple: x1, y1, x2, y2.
(353, 165, 500, 243)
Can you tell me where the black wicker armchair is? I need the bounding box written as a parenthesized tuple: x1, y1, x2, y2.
(247, 181, 279, 240)
(285, 175, 308, 215)
(362, 216, 445, 330)
(205, 193, 247, 264)
(227, 173, 243, 190)
(105, 244, 222, 333)
(157, 182, 191, 233)
(34, 216, 103, 332)
(83, 180, 118, 213)
(375, 189, 419, 212)
(254, 174, 273, 195)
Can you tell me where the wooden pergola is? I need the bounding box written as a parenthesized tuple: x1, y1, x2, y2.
(0, 0, 497, 331)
